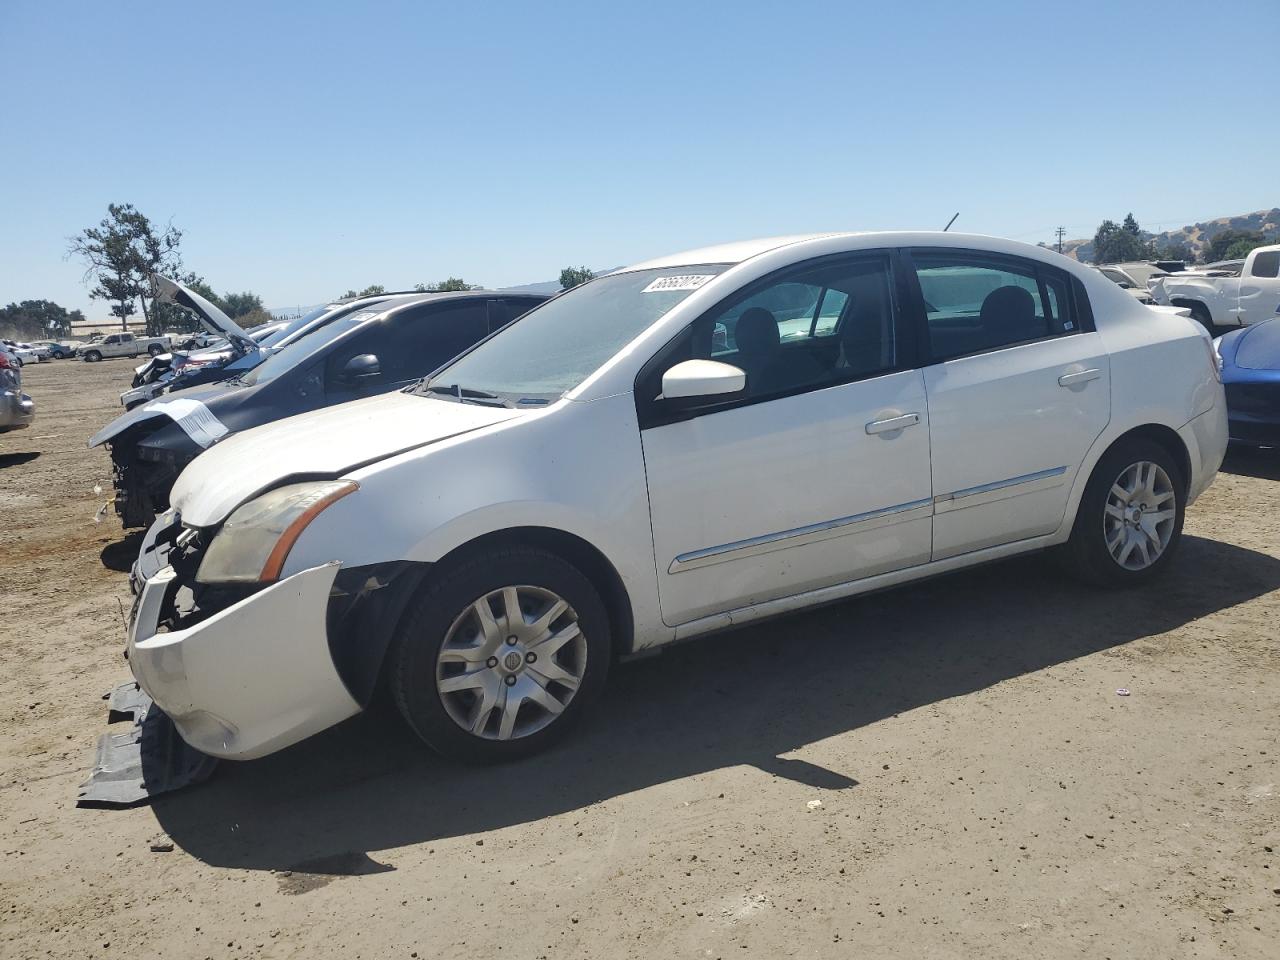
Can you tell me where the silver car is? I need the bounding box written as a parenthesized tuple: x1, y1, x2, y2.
(0, 345, 35, 432)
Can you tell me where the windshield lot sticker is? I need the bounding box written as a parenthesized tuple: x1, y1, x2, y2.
(148, 398, 230, 447)
(642, 275, 716, 294)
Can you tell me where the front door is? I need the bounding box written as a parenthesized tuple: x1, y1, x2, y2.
(907, 248, 1111, 560)
(639, 254, 934, 626)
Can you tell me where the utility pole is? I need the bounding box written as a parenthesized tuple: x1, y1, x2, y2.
(1055, 226, 1066, 253)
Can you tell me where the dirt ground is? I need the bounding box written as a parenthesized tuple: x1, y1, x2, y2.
(2, 358, 1278, 959)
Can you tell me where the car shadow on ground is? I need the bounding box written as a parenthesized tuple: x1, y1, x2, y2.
(150, 535, 1280, 874)
(1221, 446, 1280, 481)
(0, 451, 40, 468)
(100, 532, 144, 573)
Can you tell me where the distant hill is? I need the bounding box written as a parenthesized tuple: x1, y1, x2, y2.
(1049, 207, 1280, 263)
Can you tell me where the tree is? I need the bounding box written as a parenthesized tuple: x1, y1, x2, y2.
(415, 278, 476, 292)
(68, 203, 184, 332)
(1091, 213, 1154, 264)
(0, 300, 83, 339)
(1154, 240, 1193, 263)
(559, 266, 594, 290)
(221, 291, 264, 318)
(341, 284, 387, 298)
(1206, 229, 1271, 263)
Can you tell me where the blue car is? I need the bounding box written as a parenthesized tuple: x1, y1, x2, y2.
(1216, 314, 1280, 447)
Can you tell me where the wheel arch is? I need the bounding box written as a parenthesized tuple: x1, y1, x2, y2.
(432, 526, 636, 659)
(1093, 423, 1193, 496)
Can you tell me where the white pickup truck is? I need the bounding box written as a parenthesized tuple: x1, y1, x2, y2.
(80, 332, 173, 362)
(1150, 244, 1280, 331)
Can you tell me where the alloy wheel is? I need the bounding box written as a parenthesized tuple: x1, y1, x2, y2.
(435, 585, 587, 741)
(1103, 460, 1177, 571)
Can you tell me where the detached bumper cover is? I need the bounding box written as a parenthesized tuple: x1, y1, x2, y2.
(128, 562, 360, 760)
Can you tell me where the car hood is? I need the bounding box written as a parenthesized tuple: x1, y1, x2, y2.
(152, 275, 257, 355)
(170, 391, 521, 527)
(89, 383, 233, 448)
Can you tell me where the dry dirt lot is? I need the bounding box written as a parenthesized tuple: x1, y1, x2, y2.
(2, 358, 1279, 959)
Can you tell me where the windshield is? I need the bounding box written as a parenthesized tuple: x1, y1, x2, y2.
(419, 265, 729, 399)
(233, 309, 383, 386)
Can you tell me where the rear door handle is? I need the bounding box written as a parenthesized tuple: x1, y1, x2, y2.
(865, 413, 920, 435)
(1058, 368, 1101, 387)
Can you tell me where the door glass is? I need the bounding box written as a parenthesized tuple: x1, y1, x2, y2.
(914, 253, 1074, 361)
(686, 257, 897, 399)
(1251, 251, 1280, 278)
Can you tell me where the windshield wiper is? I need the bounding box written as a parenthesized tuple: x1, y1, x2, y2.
(422, 384, 511, 407)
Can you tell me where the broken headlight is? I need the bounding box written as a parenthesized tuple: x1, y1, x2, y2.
(195, 480, 357, 584)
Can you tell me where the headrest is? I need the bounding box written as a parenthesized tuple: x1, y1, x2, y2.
(735, 307, 780, 357)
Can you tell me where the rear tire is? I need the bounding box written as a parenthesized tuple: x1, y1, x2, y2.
(1185, 302, 1216, 336)
(1062, 438, 1185, 586)
(388, 546, 611, 762)
(148, 344, 163, 357)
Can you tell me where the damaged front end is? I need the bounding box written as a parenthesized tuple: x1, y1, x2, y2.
(120, 510, 430, 762)
(106, 423, 201, 529)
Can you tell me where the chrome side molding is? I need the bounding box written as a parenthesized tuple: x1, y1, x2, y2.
(933, 465, 1068, 513)
(669, 498, 933, 574)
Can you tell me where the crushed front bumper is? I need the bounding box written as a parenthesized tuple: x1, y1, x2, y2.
(127, 561, 361, 760)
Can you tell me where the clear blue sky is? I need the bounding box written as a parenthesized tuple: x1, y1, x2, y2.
(3, 0, 1278, 319)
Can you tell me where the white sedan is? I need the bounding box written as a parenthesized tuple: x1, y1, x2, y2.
(127, 232, 1227, 762)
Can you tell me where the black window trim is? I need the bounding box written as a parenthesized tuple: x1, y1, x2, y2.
(900, 246, 1095, 366)
(635, 248, 920, 430)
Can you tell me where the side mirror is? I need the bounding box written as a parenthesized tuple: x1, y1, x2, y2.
(660, 359, 746, 406)
(339, 353, 381, 384)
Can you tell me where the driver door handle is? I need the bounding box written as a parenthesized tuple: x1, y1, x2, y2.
(1058, 368, 1101, 387)
(865, 413, 920, 435)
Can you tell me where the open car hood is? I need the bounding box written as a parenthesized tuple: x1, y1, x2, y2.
(152, 275, 257, 356)
(169, 391, 521, 527)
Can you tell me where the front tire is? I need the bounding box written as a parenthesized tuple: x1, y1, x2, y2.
(84, 350, 102, 362)
(1062, 438, 1185, 586)
(388, 546, 611, 762)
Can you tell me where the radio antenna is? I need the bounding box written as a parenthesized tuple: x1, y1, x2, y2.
(943, 212, 959, 232)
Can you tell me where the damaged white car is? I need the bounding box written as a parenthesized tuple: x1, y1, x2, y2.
(128, 233, 1227, 763)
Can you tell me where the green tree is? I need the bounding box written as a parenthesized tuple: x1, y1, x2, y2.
(1154, 240, 1193, 263)
(68, 203, 184, 331)
(221, 291, 264, 318)
(1091, 213, 1154, 264)
(415, 278, 476, 292)
(559, 266, 594, 290)
(341, 284, 387, 298)
(1206, 230, 1272, 263)
(0, 300, 83, 339)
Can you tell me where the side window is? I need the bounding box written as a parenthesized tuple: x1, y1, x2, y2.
(912, 252, 1075, 361)
(384, 302, 490, 380)
(686, 256, 897, 401)
(121, 333, 134, 343)
(324, 322, 392, 389)
(488, 298, 540, 333)
(1250, 251, 1280, 278)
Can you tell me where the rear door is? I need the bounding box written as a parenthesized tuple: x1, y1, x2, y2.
(906, 249, 1111, 560)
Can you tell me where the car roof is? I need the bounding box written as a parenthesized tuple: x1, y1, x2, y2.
(616, 231, 1090, 273)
